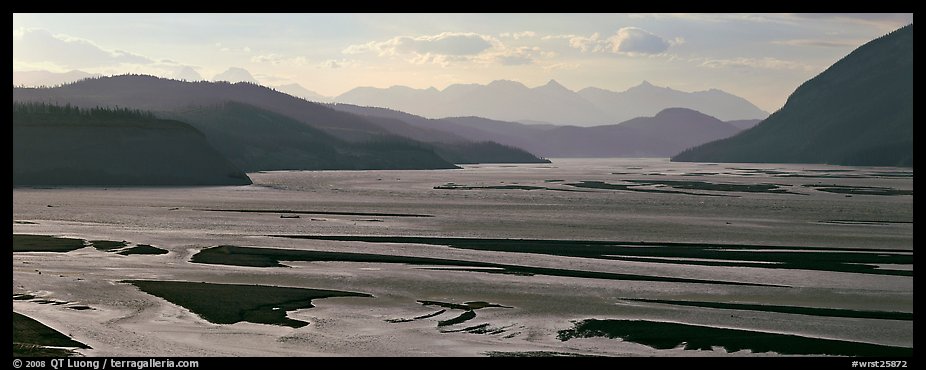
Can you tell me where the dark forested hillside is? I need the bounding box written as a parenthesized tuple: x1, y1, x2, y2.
(673, 24, 913, 167)
(13, 76, 548, 167)
(165, 102, 458, 171)
(13, 103, 252, 186)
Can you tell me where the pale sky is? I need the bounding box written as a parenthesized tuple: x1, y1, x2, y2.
(12, 13, 913, 112)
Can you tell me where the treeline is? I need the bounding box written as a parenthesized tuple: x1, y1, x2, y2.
(14, 101, 156, 121)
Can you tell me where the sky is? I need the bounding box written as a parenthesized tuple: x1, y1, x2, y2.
(12, 13, 913, 112)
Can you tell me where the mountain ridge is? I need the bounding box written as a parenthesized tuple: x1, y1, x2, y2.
(336, 79, 768, 125)
(13, 75, 549, 170)
(673, 24, 912, 167)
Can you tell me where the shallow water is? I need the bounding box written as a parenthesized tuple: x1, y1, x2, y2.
(12, 158, 913, 356)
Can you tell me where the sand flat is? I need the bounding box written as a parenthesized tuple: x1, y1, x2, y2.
(12, 158, 913, 356)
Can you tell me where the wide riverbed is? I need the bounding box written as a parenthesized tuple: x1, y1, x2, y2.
(12, 158, 913, 356)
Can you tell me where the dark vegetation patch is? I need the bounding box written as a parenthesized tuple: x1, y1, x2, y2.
(195, 245, 776, 287)
(623, 179, 801, 195)
(679, 172, 719, 176)
(441, 323, 513, 335)
(419, 300, 511, 310)
(124, 280, 371, 328)
(566, 181, 732, 197)
(734, 168, 791, 175)
(385, 309, 446, 323)
(13, 234, 87, 253)
(802, 184, 912, 196)
(116, 244, 169, 255)
(91, 240, 128, 251)
(280, 235, 912, 277)
(13, 312, 90, 357)
(625, 298, 912, 321)
(433, 183, 579, 192)
(198, 208, 432, 218)
(91, 240, 168, 255)
(32, 299, 70, 305)
(485, 351, 602, 357)
(557, 319, 912, 356)
(443, 322, 488, 332)
(868, 171, 913, 178)
(777, 174, 866, 179)
(386, 300, 509, 325)
(820, 220, 913, 226)
(437, 310, 476, 327)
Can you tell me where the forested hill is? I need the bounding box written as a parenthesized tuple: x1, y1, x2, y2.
(673, 24, 912, 167)
(13, 102, 252, 186)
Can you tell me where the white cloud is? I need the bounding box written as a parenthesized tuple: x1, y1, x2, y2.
(495, 47, 538, 65)
(318, 59, 356, 69)
(541, 34, 575, 41)
(771, 38, 862, 47)
(13, 28, 152, 69)
(217, 43, 252, 53)
(786, 13, 913, 28)
(569, 33, 604, 53)
(698, 57, 814, 71)
(251, 53, 307, 65)
(345, 32, 494, 57)
(252, 53, 282, 63)
(500, 31, 537, 39)
(565, 27, 674, 56)
(484, 46, 554, 66)
(608, 27, 671, 55)
(542, 62, 581, 71)
(343, 32, 553, 67)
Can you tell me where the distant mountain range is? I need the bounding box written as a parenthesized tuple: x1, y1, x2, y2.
(331, 104, 750, 158)
(273, 83, 332, 102)
(336, 79, 769, 125)
(13, 102, 251, 186)
(674, 24, 913, 167)
(212, 67, 258, 84)
(13, 70, 102, 87)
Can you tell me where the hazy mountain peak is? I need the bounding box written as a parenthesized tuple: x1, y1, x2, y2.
(213, 67, 257, 84)
(648, 107, 726, 126)
(386, 85, 420, 92)
(13, 69, 102, 87)
(628, 80, 670, 92)
(274, 83, 330, 102)
(539, 79, 571, 92)
(175, 66, 203, 82)
(654, 107, 710, 119)
(486, 79, 528, 89)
